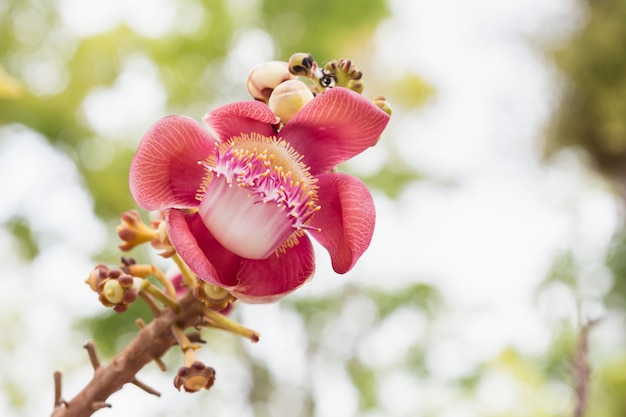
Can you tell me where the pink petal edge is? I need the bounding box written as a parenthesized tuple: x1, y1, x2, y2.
(129, 116, 216, 210)
(308, 172, 376, 274)
(167, 209, 316, 303)
(232, 234, 316, 303)
(166, 209, 241, 289)
(281, 87, 390, 174)
(203, 100, 279, 142)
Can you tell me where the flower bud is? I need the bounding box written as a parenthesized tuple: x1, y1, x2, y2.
(268, 79, 314, 124)
(193, 280, 236, 313)
(85, 264, 109, 292)
(288, 52, 317, 77)
(117, 210, 156, 251)
(373, 95, 392, 116)
(90, 266, 144, 313)
(246, 61, 294, 103)
(151, 220, 175, 258)
(174, 361, 215, 393)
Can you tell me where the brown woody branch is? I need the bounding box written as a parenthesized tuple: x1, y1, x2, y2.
(51, 292, 207, 417)
(572, 318, 600, 417)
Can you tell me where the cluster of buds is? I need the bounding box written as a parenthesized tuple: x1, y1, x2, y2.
(85, 264, 143, 313)
(246, 52, 391, 125)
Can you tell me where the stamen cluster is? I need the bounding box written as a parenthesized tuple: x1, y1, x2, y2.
(202, 135, 321, 232)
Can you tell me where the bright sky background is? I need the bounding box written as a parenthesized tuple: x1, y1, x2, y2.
(1, 0, 623, 416)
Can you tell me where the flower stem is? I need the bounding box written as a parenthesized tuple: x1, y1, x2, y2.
(149, 265, 177, 298)
(141, 281, 181, 313)
(171, 325, 200, 366)
(202, 309, 260, 343)
(172, 253, 198, 291)
(138, 292, 162, 317)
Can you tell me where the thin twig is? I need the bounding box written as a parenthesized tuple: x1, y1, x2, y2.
(139, 292, 162, 317)
(572, 318, 600, 417)
(148, 265, 178, 298)
(83, 341, 101, 370)
(130, 377, 161, 397)
(53, 371, 66, 408)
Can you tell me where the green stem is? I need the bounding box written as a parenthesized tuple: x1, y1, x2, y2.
(149, 265, 177, 298)
(172, 253, 198, 291)
(170, 325, 199, 366)
(141, 281, 181, 313)
(202, 309, 260, 343)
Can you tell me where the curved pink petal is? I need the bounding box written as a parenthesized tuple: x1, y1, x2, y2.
(167, 208, 315, 303)
(166, 208, 241, 288)
(233, 234, 316, 303)
(202, 101, 279, 142)
(308, 172, 376, 274)
(281, 87, 390, 174)
(130, 116, 216, 210)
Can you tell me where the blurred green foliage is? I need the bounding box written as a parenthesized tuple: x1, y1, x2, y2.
(6, 216, 39, 260)
(546, 1, 626, 414)
(260, 0, 388, 60)
(77, 297, 155, 357)
(588, 353, 626, 417)
(280, 282, 443, 414)
(546, 0, 626, 186)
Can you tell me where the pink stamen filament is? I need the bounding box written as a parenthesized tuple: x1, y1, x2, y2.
(199, 143, 320, 232)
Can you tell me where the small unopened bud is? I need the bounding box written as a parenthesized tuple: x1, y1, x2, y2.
(288, 52, 317, 77)
(268, 79, 314, 124)
(246, 61, 294, 103)
(117, 210, 156, 251)
(373, 95, 392, 116)
(174, 361, 215, 393)
(86, 264, 109, 292)
(151, 220, 175, 258)
(94, 268, 144, 312)
(193, 280, 236, 313)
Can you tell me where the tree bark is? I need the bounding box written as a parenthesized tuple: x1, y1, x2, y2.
(51, 293, 206, 417)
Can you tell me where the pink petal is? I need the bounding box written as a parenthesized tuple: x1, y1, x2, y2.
(129, 116, 216, 210)
(168, 208, 316, 304)
(232, 234, 316, 303)
(308, 172, 376, 274)
(281, 87, 390, 174)
(202, 101, 279, 142)
(166, 209, 241, 288)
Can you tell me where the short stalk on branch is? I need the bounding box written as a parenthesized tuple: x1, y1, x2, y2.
(141, 280, 180, 313)
(51, 292, 207, 417)
(172, 253, 198, 291)
(202, 309, 260, 342)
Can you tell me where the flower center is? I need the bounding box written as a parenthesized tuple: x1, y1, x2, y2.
(196, 133, 320, 259)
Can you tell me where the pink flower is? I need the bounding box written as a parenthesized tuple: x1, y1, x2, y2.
(129, 87, 389, 303)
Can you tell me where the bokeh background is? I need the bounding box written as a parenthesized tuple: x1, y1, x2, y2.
(2, 0, 626, 416)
